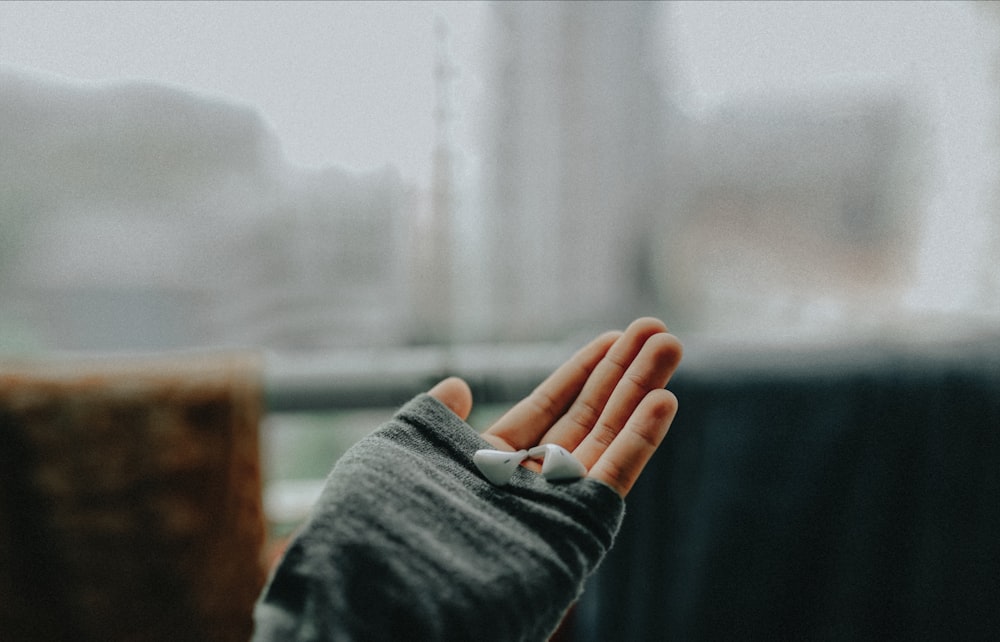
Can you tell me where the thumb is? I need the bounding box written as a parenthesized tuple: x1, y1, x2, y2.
(427, 376, 473, 421)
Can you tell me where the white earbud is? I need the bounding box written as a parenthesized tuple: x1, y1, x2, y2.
(528, 444, 587, 482)
(473, 449, 528, 486)
(474, 444, 587, 486)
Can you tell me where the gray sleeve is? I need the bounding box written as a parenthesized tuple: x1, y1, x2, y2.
(252, 393, 625, 642)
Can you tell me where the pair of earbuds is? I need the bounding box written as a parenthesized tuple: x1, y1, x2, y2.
(473, 444, 587, 486)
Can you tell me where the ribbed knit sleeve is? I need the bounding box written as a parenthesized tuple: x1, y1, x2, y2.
(253, 393, 625, 641)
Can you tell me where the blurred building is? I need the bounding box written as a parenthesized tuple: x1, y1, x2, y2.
(407, 15, 459, 346)
(479, 1, 671, 341)
(214, 165, 410, 351)
(477, 2, 920, 341)
(657, 90, 920, 336)
(0, 70, 281, 352)
(0, 68, 412, 353)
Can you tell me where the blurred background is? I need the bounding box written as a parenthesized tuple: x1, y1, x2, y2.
(3, 2, 1000, 638)
(2, 1, 998, 355)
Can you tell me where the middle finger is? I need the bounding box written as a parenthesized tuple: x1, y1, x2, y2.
(540, 317, 669, 451)
(572, 331, 682, 470)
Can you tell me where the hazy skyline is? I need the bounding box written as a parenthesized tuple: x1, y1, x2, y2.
(2, 1, 998, 317)
(5, 3, 994, 179)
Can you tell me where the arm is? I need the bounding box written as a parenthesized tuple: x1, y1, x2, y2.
(253, 318, 682, 641)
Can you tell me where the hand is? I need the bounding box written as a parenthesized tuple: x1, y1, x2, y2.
(428, 317, 682, 497)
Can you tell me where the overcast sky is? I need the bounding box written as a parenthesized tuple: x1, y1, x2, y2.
(2, 2, 995, 182)
(0, 0, 488, 186)
(2, 0, 999, 313)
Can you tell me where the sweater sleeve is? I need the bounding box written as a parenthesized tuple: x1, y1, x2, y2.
(252, 393, 625, 642)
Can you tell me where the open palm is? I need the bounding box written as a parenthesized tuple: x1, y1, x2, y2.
(429, 317, 682, 497)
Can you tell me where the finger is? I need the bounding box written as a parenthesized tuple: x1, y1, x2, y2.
(484, 330, 621, 451)
(427, 377, 473, 421)
(587, 387, 678, 497)
(540, 317, 670, 451)
(573, 331, 682, 470)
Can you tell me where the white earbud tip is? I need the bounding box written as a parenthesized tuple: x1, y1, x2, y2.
(539, 445, 587, 482)
(527, 445, 549, 459)
(474, 449, 528, 486)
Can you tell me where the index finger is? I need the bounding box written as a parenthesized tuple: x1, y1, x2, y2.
(541, 317, 670, 451)
(484, 330, 621, 451)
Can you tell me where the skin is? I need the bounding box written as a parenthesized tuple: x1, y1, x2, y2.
(427, 317, 683, 498)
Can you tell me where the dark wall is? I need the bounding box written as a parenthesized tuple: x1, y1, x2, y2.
(578, 335, 1000, 641)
